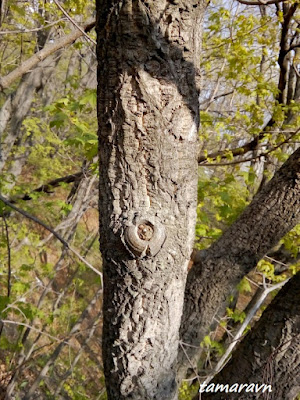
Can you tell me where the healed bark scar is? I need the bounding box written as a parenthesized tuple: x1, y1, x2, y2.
(123, 216, 166, 258)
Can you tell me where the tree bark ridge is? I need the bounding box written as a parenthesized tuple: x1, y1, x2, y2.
(96, 0, 206, 398)
(179, 147, 300, 377)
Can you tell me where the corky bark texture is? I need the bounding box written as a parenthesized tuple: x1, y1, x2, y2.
(201, 271, 300, 400)
(178, 147, 300, 377)
(96, 1, 206, 399)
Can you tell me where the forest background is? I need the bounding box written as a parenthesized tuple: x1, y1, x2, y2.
(0, 0, 299, 399)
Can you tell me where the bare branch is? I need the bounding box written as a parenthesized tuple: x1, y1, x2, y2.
(199, 128, 300, 167)
(20, 171, 84, 201)
(1, 320, 68, 343)
(237, 0, 287, 5)
(0, 193, 68, 246)
(3, 215, 11, 298)
(0, 19, 66, 35)
(200, 91, 234, 106)
(199, 278, 290, 390)
(53, 0, 97, 45)
(0, 194, 103, 280)
(0, 20, 95, 91)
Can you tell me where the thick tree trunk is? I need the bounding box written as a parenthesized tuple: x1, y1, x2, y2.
(201, 271, 300, 400)
(178, 147, 300, 377)
(96, 1, 206, 399)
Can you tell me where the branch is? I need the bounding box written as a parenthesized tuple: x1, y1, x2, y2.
(287, 42, 300, 53)
(3, 215, 11, 298)
(199, 128, 300, 167)
(0, 19, 66, 35)
(199, 278, 290, 390)
(198, 108, 299, 164)
(237, 0, 287, 5)
(20, 171, 84, 201)
(200, 272, 300, 400)
(52, 0, 96, 45)
(200, 90, 234, 106)
(277, 3, 299, 104)
(178, 147, 300, 378)
(1, 320, 68, 343)
(198, 117, 273, 163)
(0, 20, 95, 91)
(0, 194, 103, 280)
(0, 193, 68, 245)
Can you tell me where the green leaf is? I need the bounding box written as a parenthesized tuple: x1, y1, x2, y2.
(237, 277, 252, 293)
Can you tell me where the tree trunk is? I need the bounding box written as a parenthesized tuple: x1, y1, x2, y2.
(96, 0, 206, 398)
(200, 271, 300, 400)
(178, 147, 300, 377)
(0, 55, 59, 172)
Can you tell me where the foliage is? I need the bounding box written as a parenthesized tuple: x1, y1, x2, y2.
(0, 1, 102, 398)
(179, 381, 199, 400)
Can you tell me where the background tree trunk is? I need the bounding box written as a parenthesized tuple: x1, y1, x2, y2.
(96, 0, 206, 398)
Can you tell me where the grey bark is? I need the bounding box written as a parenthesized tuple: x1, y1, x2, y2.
(96, 0, 206, 399)
(201, 271, 300, 400)
(96, 1, 300, 398)
(178, 146, 300, 378)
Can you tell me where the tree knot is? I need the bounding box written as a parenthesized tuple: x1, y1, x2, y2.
(123, 217, 166, 258)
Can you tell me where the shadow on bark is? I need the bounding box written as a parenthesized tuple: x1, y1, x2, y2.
(97, 0, 206, 398)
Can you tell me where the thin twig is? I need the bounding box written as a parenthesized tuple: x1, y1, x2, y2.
(3, 215, 11, 298)
(199, 128, 300, 167)
(68, 246, 102, 281)
(201, 278, 290, 386)
(0, 19, 66, 35)
(200, 91, 235, 106)
(0, 194, 103, 282)
(264, 255, 289, 268)
(1, 320, 68, 343)
(0, 194, 68, 246)
(237, 0, 286, 5)
(53, 0, 97, 45)
(0, 20, 95, 91)
(179, 341, 202, 387)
